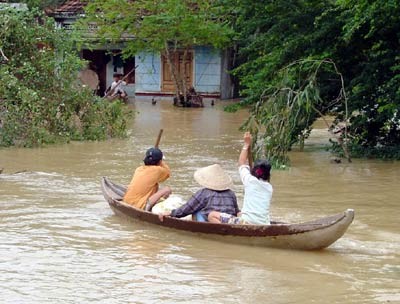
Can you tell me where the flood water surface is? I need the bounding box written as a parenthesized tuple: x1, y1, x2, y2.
(1, 101, 399, 303)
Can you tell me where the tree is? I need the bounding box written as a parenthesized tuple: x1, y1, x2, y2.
(80, 0, 233, 101)
(0, 8, 128, 147)
(337, 0, 400, 154)
(226, 0, 400, 165)
(20, 0, 64, 11)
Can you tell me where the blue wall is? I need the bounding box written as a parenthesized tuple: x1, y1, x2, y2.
(135, 47, 222, 94)
(194, 46, 221, 94)
(135, 52, 161, 93)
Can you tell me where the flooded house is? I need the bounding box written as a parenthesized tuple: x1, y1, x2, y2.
(50, 0, 235, 100)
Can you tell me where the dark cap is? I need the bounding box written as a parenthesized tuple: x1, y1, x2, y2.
(144, 147, 163, 165)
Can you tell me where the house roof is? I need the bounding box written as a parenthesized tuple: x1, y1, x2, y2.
(52, 0, 87, 16)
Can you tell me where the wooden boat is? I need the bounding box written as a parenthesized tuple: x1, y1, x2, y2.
(101, 177, 354, 250)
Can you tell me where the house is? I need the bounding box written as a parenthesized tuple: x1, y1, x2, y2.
(50, 0, 235, 99)
(51, 0, 136, 97)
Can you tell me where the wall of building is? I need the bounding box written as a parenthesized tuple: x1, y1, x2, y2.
(135, 52, 161, 93)
(193, 46, 221, 94)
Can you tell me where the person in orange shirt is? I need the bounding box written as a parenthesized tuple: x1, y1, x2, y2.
(123, 147, 171, 210)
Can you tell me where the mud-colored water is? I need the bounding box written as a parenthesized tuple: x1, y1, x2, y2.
(0, 100, 399, 303)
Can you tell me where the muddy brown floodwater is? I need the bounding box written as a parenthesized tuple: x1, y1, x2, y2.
(0, 100, 399, 303)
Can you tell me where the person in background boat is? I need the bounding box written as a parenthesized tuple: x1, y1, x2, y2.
(208, 132, 273, 225)
(158, 164, 239, 222)
(105, 73, 128, 100)
(123, 147, 171, 211)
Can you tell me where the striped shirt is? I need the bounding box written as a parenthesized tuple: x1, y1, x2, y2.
(170, 188, 239, 219)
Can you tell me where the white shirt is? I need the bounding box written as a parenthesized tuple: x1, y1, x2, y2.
(110, 80, 126, 96)
(239, 165, 273, 225)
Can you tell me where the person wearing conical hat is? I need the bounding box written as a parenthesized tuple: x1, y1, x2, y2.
(208, 132, 273, 225)
(159, 164, 239, 222)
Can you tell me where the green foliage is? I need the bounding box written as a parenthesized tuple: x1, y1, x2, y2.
(331, 141, 400, 160)
(241, 59, 349, 167)
(81, 0, 233, 54)
(20, 0, 64, 10)
(227, 0, 400, 164)
(0, 9, 129, 147)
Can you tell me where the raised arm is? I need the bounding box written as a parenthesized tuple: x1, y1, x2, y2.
(238, 132, 252, 167)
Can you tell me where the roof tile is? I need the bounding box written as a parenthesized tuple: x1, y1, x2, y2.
(53, 0, 87, 14)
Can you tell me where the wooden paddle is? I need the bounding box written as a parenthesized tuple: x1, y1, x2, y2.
(155, 129, 164, 148)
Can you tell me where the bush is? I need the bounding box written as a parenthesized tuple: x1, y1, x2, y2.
(0, 8, 129, 147)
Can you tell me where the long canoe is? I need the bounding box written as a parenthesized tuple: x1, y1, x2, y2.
(101, 177, 354, 250)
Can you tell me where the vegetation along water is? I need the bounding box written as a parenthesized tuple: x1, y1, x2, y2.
(0, 0, 399, 303)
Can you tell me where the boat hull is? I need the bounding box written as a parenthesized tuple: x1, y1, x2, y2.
(101, 177, 354, 250)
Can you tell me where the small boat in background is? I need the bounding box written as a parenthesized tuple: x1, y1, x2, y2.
(101, 177, 354, 250)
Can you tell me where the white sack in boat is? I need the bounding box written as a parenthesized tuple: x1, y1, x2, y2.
(151, 195, 192, 221)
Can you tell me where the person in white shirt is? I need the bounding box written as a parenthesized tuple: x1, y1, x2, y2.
(208, 132, 273, 225)
(105, 73, 127, 100)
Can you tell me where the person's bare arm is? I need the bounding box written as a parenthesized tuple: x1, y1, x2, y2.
(147, 186, 172, 209)
(238, 132, 252, 166)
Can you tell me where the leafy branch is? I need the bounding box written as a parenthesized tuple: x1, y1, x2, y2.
(243, 59, 351, 168)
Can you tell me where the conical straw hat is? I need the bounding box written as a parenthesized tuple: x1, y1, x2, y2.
(193, 164, 233, 191)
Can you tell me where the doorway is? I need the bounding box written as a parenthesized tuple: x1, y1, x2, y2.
(161, 50, 193, 93)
